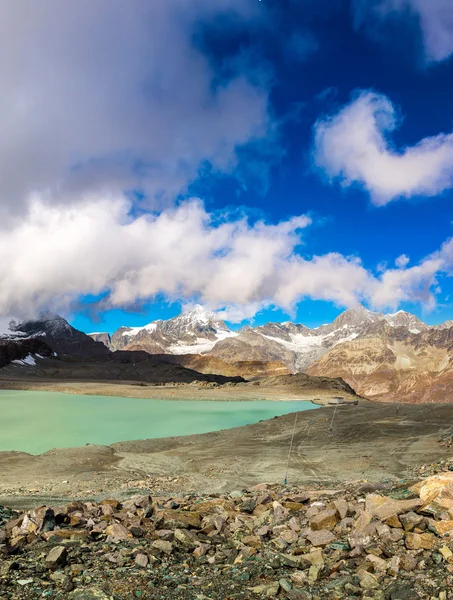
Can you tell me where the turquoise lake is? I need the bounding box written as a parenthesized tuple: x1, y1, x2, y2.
(0, 390, 318, 455)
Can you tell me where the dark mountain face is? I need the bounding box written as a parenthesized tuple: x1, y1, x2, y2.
(0, 338, 53, 368)
(0, 314, 246, 386)
(12, 315, 110, 358)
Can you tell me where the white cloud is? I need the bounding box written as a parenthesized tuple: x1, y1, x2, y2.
(353, 0, 453, 63)
(0, 0, 272, 220)
(395, 254, 410, 268)
(0, 193, 451, 321)
(313, 90, 453, 204)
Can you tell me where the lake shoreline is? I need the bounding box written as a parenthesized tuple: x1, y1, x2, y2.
(0, 398, 451, 510)
(0, 376, 359, 403)
(0, 389, 320, 455)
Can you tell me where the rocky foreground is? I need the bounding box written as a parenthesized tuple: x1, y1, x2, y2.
(3, 462, 453, 599)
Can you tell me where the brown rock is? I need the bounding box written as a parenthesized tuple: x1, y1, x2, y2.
(440, 546, 453, 562)
(242, 535, 262, 547)
(304, 549, 324, 566)
(101, 499, 122, 510)
(174, 528, 199, 548)
(5, 517, 23, 534)
(306, 529, 335, 547)
(310, 509, 338, 531)
(193, 498, 235, 513)
(155, 509, 201, 530)
(45, 546, 67, 570)
(152, 539, 173, 554)
(193, 543, 210, 558)
(283, 502, 305, 511)
(366, 495, 422, 521)
(354, 511, 373, 532)
(431, 520, 453, 535)
(334, 499, 349, 520)
(386, 515, 402, 528)
(105, 523, 132, 541)
(405, 532, 434, 550)
(418, 473, 453, 509)
(9, 535, 27, 550)
(42, 529, 89, 541)
(201, 514, 226, 534)
(400, 553, 418, 571)
(365, 554, 388, 571)
(399, 511, 423, 532)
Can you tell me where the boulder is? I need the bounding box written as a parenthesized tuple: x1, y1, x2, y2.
(174, 528, 200, 548)
(309, 509, 338, 531)
(152, 539, 173, 554)
(306, 529, 336, 547)
(405, 532, 435, 550)
(134, 553, 149, 568)
(365, 495, 422, 521)
(399, 511, 423, 532)
(154, 509, 201, 530)
(430, 520, 453, 535)
(105, 523, 132, 541)
(45, 546, 67, 570)
(417, 473, 453, 509)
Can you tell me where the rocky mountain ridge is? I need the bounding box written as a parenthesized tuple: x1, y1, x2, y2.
(88, 305, 453, 402)
(0, 314, 244, 386)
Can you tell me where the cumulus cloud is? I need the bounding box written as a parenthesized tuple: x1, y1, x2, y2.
(0, 194, 451, 321)
(2, 2, 452, 323)
(395, 254, 410, 268)
(313, 90, 453, 204)
(0, 0, 272, 219)
(353, 0, 453, 63)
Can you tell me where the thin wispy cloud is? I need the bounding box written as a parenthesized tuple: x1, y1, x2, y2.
(353, 0, 453, 63)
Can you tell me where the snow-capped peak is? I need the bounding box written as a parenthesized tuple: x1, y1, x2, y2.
(383, 310, 426, 330)
(180, 304, 220, 325)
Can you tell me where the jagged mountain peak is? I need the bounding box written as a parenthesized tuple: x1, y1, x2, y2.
(11, 313, 76, 338)
(383, 310, 426, 331)
(328, 305, 381, 330)
(176, 304, 223, 326)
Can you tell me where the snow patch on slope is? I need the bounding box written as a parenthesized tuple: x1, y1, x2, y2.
(168, 330, 238, 355)
(12, 354, 36, 367)
(122, 323, 158, 337)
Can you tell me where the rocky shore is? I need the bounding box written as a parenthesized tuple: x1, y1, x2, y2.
(3, 460, 453, 599)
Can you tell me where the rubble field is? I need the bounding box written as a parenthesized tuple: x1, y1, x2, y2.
(3, 458, 453, 599)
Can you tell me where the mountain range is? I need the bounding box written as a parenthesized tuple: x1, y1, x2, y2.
(4, 304, 453, 402)
(88, 304, 453, 403)
(0, 312, 357, 397)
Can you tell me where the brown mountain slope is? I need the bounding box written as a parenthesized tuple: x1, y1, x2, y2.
(209, 330, 297, 368)
(306, 330, 453, 403)
(256, 372, 357, 396)
(152, 353, 290, 378)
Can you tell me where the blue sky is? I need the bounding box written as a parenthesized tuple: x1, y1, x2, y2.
(1, 1, 453, 334)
